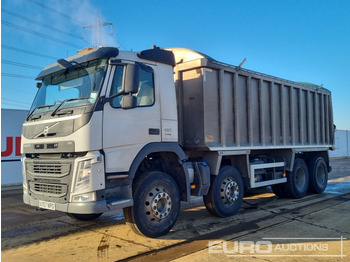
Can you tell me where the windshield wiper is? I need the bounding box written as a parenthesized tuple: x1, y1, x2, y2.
(27, 105, 55, 121)
(51, 97, 90, 116)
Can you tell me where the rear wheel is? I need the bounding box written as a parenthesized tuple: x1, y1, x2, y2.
(123, 172, 180, 238)
(203, 166, 244, 217)
(308, 157, 328, 194)
(283, 158, 309, 198)
(66, 213, 103, 221)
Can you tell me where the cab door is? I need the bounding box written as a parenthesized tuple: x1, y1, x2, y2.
(102, 63, 161, 173)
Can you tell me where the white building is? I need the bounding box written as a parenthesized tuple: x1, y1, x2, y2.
(1, 109, 28, 189)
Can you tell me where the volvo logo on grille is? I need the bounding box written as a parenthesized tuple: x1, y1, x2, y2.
(34, 122, 59, 139)
(43, 126, 49, 136)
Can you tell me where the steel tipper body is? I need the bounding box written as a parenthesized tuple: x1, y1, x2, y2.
(22, 46, 334, 238)
(170, 48, 334, 153)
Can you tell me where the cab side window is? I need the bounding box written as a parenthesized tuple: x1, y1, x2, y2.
(110, 65, 124, 108)
(137, 66, 154, 106)
(110, 64, 154, 108)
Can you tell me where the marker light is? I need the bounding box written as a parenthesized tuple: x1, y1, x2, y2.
(78, 47, 95, 53)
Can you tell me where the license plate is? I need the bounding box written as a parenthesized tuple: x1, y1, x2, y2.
(39, 200, 56, 211)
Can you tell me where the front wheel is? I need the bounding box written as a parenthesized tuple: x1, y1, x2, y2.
(203, 166, 244, 217)
(123, 172, 180, 238)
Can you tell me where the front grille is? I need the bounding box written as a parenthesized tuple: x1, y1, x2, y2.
(34, 164, 62, 174)
(30, 182, 67, 197)
(25, 159, 73, 199)
(27, 162, 71, 177)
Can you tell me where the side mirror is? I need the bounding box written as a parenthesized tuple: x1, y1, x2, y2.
(36, 82, 42, 88)
(124, 64, 140, 94)
(121, 95, 137, 109)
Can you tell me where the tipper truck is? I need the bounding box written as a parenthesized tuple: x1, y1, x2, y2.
(22, 46, 334, 237)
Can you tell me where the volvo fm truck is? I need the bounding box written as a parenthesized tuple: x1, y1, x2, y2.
(22, 46, 334, 237)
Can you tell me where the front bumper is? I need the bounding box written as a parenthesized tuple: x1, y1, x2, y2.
(23, 190, 133, 214)
(23, 191, 109, 214)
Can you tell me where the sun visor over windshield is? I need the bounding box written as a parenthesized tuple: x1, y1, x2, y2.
(36, 47, 119, 80)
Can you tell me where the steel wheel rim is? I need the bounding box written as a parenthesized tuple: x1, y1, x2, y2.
(145, 188, 172, 221)
(220, 178, 239, 205)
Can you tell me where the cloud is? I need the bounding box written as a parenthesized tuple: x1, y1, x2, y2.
(55, 0, 117, 48)
(23, 0, 118, 48)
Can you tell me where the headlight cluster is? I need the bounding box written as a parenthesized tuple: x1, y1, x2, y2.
(72, 153, 104, 203)
(76, 159, 92, 189)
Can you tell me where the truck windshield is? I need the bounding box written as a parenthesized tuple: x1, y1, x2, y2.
(29, 58, 108, 115)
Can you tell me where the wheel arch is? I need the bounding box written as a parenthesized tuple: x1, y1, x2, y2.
(129, 142, 190, 201)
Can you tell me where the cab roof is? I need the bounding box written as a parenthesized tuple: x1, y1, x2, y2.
(35, 47, 119, 80)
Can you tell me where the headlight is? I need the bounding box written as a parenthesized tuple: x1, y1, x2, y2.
(72, 152, 104, 196)
(76, 159, 92, 189)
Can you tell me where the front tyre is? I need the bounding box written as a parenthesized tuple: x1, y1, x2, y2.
(203, 166, 244, 217)
(123, 172, 180, 238)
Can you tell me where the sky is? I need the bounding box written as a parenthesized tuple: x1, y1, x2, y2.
(1, 0, 350, 130)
